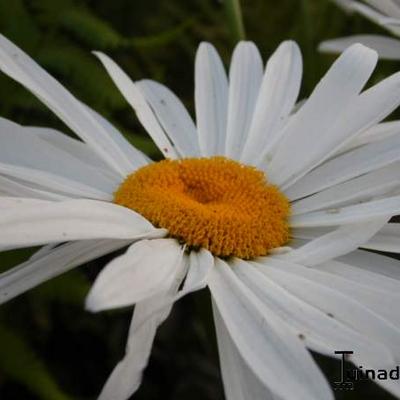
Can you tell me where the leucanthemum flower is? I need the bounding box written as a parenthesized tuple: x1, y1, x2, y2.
(320, 0, 400, 59)
(1, 34, 400, 400)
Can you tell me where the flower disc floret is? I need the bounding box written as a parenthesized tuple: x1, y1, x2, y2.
(114, 157, 290, 259)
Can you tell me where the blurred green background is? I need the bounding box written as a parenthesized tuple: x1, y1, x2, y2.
(0, 0, 398, 399)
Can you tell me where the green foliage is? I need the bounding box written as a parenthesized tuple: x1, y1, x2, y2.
(33, 270, 90, 306)
(224, 0, 246, 43)
(60, 6, 129, 50)
(0, 325, 73, 400)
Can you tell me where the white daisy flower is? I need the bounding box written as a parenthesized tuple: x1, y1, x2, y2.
(1, 34, 400, 400)
(320, 0, 400, 59)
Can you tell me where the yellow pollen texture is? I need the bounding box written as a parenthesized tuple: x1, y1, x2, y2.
(114, 157, 290, 259)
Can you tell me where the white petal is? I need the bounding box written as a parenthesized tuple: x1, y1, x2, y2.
(255, 258, 400, 360)
(254, 257, 400, 397)
(290, 196, 400, 227)
(363, 0, 400, 18)
(286, 132, 400, 200)
(93, 51, 178, 159)
(135, 80, 200, 157)
(212, 301, 276, 400)
(28, 126, 119, 178)
(341, 120, 400, 154)
(0, 239, 130, 304)
(331, 0, 358, 13)
(291, 162, 400, 214)
(363, 223, 400, 252)
(208, 258, 333, 400)
(282, 68, 400, 191)
(175, 248, 213, 300)
(241, 41, 302, 165)
(0, 197, 52, 208)
(319, 35, 400, 60)
(305, 260, 400, 332)
(224, 41, 263, 159)
(267, 44, 378, 186)
(0, 199, 165, 248)
(291, 98, 306, 115)
(85, 239, 182, 312)
(313, 75, 400, 164)
(291, 226, 339, 240)
(317, 259, 400, 297)
(320, 68, 400, 159)
(195, 42, 228, 156)
(335, 0, 400, 29)
(32, 103, 149, 173)
(338, 249, 400, 280)
(0, 163, 111, 200)
(0, 175, 67, 200)
(235, 259, 392, 364)
(0, 35, 139, 176)
(284, 219, 388, 265)
(81, 103, 149, 169)
(0, 117, 118, 195)
(97, 253, 188, 400)
(28, 242, 58, 261)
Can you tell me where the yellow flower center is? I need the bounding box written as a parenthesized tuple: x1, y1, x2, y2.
(114, 157, 290, 259)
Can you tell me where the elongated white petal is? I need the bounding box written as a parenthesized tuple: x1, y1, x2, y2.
(312, 77, 400, 165)
(267, 44, 378, 186)
(283, 69, 400, 190)
(28, 126, 119, 179)
(363, 223, 400, 252)
(0, 199, 165, 248)
(0, 239, 130, 304)
(0, 175, 67, 200)
(235, 259, 392, 363)
(338, 249, 400, 280)
(255, 258, 400, 358)
(224, 41, 263, 159)
(135, 80, 200, 157)
(195, 42, 228, 156)
(290, 196, 400, 227)
(0, 117, 118, 194)
(318, 259, 400, 297)
(175, 248, 213, 300)
(331, 0, 358, 13)
(284, 219, 387, 265)
(97, 252, 188, 400)
(93, 51, 178, 159)
(305, 261, 400, 332)
(287, 132, 400, 200)
(0, 163, 111, 200)
(253, 257, 400, 396)
(28, 243, 58, 261)
(335, 0, 400, 29)
(241, 41, 302, 165)
(355, 0, 400, 35)
(320, 35, 400, 60)
(208, 258, 333, 400)
(0, 35, 139, 176)
(0, 197, 52, 208)
(27, 126, 111, 170)
(32, 102, 149, 173)
(266, 259, 400, 395)
(81, 103, 149, 169)
(291, 162, 400, 214)
(291, 226, 336, 240)
(86, 239, 182, 312)
(363, 0, 400, 18)
(341, 120, 400, 154)
(212, 301, 276, 400)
